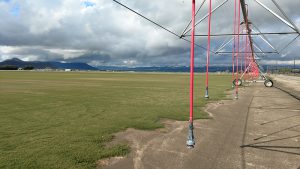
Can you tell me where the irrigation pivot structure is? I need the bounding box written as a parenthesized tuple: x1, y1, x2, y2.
(113, 0, 300, 148)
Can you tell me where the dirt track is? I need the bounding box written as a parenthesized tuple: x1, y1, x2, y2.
(100, 80, 300, 169)
(271, 75, 300, 100)
(271, 75, 300, 92)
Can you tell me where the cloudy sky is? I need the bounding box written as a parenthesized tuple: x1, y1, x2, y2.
(0, 0, 299, 67)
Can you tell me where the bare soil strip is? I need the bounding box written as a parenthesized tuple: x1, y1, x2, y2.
(99, 83, 300, 169)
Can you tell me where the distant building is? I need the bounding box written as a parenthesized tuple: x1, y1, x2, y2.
(18, 68, 23, 70)
(65, 69, 72, 72)
(44, 67, 54, 71)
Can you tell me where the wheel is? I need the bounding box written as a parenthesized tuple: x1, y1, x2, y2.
(264, 79, 273, 87)
(233, 79, 242, 86)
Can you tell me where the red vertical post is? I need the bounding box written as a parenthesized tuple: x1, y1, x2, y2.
(244, 35, 248, 74)
(232, 0, 237, 87)
(187, 0, 196, 148)
(241, 31, 244, 73)
(235, 0, 241, 99)
(189, 0, 195, 125)
(205, 0, 212, 99)
(241, 33, 243, 73)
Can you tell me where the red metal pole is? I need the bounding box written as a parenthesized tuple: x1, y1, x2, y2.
(245, 34, 248, 74)
(241, 34, 244, 73)
(232, 0, 237, 86)
(187, 0, 196, 148)
(241, 32, 244, 73)
(235, 0, 241, 99)
(189, 0, 195, 124)
(205, 0, 212, 99)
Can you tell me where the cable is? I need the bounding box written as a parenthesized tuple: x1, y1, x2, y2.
(185, 32, 298, 36)
(112, 0, 213, 52)
(279, 34, 300, 53)
(181, 0, 207, 37)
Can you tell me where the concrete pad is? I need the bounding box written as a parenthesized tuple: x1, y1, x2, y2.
(100, 83, 300, 169)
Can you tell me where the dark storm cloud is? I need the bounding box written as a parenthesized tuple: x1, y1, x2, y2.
(65, 51, 111, 64)
(0, 0, 299, 66)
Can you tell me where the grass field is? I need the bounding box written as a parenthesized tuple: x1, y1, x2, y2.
(0, 71, 231, 169)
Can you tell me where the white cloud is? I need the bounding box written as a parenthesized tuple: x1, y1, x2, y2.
(0, 0, 299, 66)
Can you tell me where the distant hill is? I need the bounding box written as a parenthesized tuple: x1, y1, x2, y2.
(0, 58, 98, 70)
(1, 58, 297, 72)
(97, 66, 232, 72)
(97, 65, 300, 73)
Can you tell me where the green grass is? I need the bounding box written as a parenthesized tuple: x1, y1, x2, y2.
(0, 71, 231, 169)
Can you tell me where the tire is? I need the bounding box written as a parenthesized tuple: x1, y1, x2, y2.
(264, 79, 273, 87)
(233, 79, 242, 86)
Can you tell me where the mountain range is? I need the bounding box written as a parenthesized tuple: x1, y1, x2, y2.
(96, 66, 232, 72)
(0, 58, 297, 72)
(0, 58, 98, 70)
